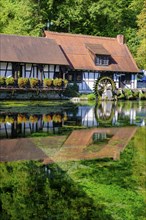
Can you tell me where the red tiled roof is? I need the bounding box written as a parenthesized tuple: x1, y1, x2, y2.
(44, 31, 139, 73)
(0, 34, 69, 66)
(86, 43, 110, 55)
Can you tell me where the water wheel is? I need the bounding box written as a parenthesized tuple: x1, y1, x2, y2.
(94, 76, 116, 99)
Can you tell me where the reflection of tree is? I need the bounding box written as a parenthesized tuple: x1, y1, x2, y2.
(0, 161, 110, 219)
(95, 102, 115, 124)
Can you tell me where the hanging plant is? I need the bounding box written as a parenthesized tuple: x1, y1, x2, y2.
(0, 77, 5, 87)
(53, 78, 63, 87)
(29, 78, 39, 88)
(5, 77, 15, 86)
(43, 79, 52, 88)
(18, 77, 29, 88)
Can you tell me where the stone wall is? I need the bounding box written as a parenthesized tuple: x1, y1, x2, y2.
(0, 90, 65, 100)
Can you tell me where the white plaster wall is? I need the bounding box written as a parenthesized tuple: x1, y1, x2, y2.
(80, 71, 100, 93)
(0, 62, 12, 77)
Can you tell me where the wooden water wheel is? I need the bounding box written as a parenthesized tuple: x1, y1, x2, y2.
(94, 76, 116, 99)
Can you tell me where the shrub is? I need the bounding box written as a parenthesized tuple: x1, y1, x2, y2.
(18, 77, 29, 88)
(132, 90, 140, 99)
(0, 77, 5, 86)
(123, 89, 133, 100)
(87, 93, 96, 100)
(63, 83, 79, 97)
(5, 77, 14, 86)
(29, 78, 39, 88)
(43, 78, 52, 87)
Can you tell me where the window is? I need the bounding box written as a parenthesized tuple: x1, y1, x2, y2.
(66, 71, 82, 82)
(95, 55, 109, 66)
(76, 72, 82, 82)
(67, 73, 74, 82)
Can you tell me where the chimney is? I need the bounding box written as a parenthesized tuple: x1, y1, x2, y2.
(117, 34, 124, 44)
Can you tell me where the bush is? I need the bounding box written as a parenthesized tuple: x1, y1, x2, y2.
(132, 90, 140, 99)
(43, 78, 52, 87)
(5, 77, 14, 86)
(123, 89, 133, 100)
(87, 93, 96, 100)
(29, 78, 39, 88)
(63, 83, 79, 97)
(0, 77, 5, 86)
(18, 77, 29, 88)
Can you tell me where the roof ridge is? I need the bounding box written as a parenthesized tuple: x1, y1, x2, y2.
(44, 31, 116, 41)
(0, 33, 50, 41)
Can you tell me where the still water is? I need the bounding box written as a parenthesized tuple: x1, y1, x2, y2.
(0, 101, 145, 139)
(0, 101, 146, 220)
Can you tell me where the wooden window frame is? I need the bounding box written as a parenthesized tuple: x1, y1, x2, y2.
(95, 55, 109, 66)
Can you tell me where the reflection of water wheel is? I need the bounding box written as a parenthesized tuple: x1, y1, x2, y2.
(94, 103, 114, 124)
(94, 76, 116, 99)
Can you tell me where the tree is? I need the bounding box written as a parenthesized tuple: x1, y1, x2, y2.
(136, 0, 146, 69)
(0, 0, 44, 36)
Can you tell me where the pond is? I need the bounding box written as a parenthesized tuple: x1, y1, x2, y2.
(0, 100, 145, 139)
(0, 100, 146, 220)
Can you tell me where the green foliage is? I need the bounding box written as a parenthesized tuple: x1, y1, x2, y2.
(122, 89, 133, 100)
(60, 128, 146, 220)
(18, 77, 29, 88)
(43, 78, 52, 87)
(135, 0, 146, 69)
(0, 0, 44, 36)
(87, 93, 96, 100)
(63, 83, 79, 97)
(29, 78, 39, 88)
(5, 77, 14, 86)
(0, 161, 112, 220)
(0, 76, 5, 86)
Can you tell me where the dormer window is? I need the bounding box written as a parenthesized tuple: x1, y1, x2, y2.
(86, 43, 110, 66)
(95, 55, 109, 66)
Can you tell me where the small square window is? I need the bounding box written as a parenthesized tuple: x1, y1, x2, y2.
(95, 56, 109, 66)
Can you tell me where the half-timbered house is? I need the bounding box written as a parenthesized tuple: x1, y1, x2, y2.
(44, 31, 140, 93)
(0, 34, 69, 81)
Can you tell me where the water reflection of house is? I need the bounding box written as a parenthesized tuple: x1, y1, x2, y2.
(0, 114, 65, 139)
(0, 103, 145, 139)
(68, 103, 146, 127)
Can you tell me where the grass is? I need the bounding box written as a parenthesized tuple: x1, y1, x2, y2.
(56, 127, 146, 220)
